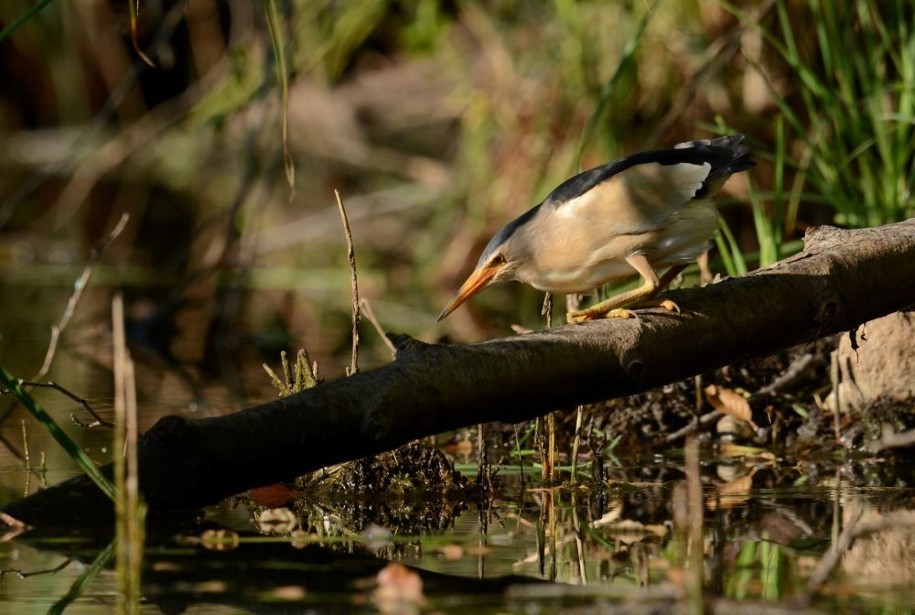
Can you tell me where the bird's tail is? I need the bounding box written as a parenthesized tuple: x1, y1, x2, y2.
(679, 134, 755, 197)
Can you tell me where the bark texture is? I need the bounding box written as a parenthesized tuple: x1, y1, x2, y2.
(4, 220, 915, 523)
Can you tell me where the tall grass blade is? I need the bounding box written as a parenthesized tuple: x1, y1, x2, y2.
(263, 0, 296, 195)
(723, 0, 915, 227)
(128, 0, 155, 66)
(0, 367, 116, 501)
(715, 217, 747, 277)
(0, 0, 55, 43)
(574, 0, 658, 171)
(47, 540, 116, 615)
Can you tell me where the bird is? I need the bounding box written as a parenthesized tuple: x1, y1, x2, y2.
(437, 135, 755, 324)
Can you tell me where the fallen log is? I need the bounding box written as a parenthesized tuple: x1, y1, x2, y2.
(4, 220, 915, 524)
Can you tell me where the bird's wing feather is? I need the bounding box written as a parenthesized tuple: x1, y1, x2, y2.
(541, 136, 753, 235)
(549, 160, 712, 235)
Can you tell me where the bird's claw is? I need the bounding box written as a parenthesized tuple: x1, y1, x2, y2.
(566, 307, 637, 323)
(565, 298, 679, 323)
(657, 298, 680, 313)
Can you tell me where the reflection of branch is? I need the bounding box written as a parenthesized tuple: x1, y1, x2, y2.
(804, 509, 915, 601)
(804, 509, 862, 598)
(0, 558, 72, 580)
(866, 426, 915, 452)
(13, 380, 113, 429)
(847, 510, 915, 534)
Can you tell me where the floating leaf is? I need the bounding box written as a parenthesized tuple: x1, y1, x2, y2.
(720, 442, 776, 461)
(374, 563, 425, 608)
(707, 474, 753, 510)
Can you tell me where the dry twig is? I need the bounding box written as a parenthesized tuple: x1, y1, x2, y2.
(541, 292, 553, 328)
(0, 213, 128, 443)
(664, 409, 723, 444)
(12, 380, 112, 429)
(360, 299, 397, 358)
(335, 190, 361, 376)
(112, 293, 144, 610)
(33, 213, 130, 382)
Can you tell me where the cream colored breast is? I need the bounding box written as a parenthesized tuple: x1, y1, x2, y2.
(514, 166, 717, 293)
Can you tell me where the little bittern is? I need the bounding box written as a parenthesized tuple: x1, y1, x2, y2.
(438, 135, 755, 323)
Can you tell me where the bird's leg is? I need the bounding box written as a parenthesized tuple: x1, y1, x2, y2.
(567, 257, 685, 323)
(567, 255, 660, 322)
(644, 263, 688, 309)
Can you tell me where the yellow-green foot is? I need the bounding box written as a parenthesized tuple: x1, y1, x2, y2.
(655, 298, 680, 313)
(566, 298, 679, 323)
(566, 307, 637, 323)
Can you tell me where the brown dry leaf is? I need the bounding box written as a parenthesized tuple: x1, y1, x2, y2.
(442, 439, 473, 457)
(465, 544, 494, 556)
(707, 474, 754, 510)
(290, 529, 314, 549)
(705, 385, 758, 430)
(373, 562, 425, 611)
(438, 544, 465, 560)
(272, 585, 307, 600)
(249, 483, 296, 508)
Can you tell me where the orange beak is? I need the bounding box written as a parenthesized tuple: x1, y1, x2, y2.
(436, 266, 499, 322)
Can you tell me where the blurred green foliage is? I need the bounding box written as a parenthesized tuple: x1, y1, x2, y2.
(725, 0, 915, 229)
(0, 0, 912, 360)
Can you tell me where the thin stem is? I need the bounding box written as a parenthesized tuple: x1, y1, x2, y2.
(335, 190, 361, 376)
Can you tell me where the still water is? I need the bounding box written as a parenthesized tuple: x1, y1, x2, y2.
(1, 285, 915, 613)
(2, 468, 915, 613)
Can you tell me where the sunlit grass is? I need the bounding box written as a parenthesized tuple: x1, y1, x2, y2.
(726, 538, 802, 601)
(724, 0, 915, 229)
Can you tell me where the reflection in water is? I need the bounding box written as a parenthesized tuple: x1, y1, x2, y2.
(3, 457, 915, 613)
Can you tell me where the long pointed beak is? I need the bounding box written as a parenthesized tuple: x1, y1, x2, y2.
(436, 266, 499, 322)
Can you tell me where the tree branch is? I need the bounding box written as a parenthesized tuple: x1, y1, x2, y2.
(4, 221, 915, 522)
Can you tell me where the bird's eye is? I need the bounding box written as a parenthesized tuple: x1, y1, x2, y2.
(489, 254, 506, 267)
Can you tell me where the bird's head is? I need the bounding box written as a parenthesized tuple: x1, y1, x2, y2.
(436, 223, 527, 322)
